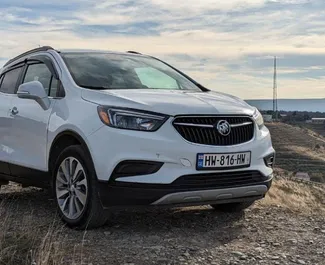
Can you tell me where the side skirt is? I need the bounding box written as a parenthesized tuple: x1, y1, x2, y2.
(0, 163, 51, 189)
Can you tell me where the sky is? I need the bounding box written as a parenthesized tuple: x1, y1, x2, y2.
(0, 0, 325, 99)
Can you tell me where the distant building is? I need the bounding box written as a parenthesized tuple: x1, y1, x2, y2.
(311, 118, 325, 124)
(263, 115, 273, 122)
(306, 120, 312, 123)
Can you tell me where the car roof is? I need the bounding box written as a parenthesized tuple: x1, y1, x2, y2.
(59, 49, 143, 56)
(2, 47, 145, 69)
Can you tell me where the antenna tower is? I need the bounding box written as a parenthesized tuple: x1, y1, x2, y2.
(273, 56, 278, 120)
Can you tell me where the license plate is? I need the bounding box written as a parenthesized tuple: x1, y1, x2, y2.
(197, 152, 251, 169)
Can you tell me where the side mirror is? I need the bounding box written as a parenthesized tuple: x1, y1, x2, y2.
(17, 81, 51, 110)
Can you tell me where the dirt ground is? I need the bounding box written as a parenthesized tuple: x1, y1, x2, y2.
(0, 179, 324, 265)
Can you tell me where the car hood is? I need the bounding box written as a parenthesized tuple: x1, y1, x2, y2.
(81, 89, 255, 116)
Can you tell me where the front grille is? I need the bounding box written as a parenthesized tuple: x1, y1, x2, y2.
(173, 116, 254, 146)
(171, 171, 267, 189)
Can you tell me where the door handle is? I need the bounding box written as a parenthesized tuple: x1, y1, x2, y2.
(10, 107, 19, 115)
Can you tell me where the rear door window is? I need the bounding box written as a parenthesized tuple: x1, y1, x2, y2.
(0, 67, 23, 94)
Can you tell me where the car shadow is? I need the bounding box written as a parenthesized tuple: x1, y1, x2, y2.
(105, 206, 244, 236)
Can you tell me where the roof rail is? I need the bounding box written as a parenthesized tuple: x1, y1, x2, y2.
(127, 51, 142, 55)
(4, 46, 54, 67)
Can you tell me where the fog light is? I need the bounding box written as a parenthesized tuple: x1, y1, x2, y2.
(111, 160, 164, 180)
(264, 153, 275, 168)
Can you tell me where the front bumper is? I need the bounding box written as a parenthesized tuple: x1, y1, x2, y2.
(87, 119, 275, 183)
(97, 173, 273, 208)
(87, 119, 275, 208)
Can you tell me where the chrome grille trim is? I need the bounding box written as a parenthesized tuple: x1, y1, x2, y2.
(173, 123, 214, 128)
(173, 121, 253, 128)
(230, 121, 253, 128)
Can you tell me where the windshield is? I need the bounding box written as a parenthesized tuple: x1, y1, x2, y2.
(61, 52, 201, 91)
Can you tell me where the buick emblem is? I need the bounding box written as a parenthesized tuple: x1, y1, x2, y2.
(216, 120, 231, 136)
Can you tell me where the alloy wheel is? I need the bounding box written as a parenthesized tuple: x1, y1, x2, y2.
(56, 157, 88, 220)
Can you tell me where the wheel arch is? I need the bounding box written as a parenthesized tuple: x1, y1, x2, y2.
(48, 130, 95, 175)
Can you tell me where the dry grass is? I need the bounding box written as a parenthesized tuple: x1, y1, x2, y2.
(0, 216, 65, 265)
(0, 200, 86, 265)
(261, 178, 325, 215)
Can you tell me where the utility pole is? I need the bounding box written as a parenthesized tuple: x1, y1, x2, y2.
(273, 56, 278, 121)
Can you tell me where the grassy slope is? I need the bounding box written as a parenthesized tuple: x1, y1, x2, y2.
(261, 177, 325, 214)
(267, 122, 325, 182)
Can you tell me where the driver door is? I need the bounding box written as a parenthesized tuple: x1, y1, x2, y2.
(8, 61, 58, 175)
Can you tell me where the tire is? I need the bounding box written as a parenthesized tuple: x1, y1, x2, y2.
(53, 145, 107, 229)
(210, 201, 254, 213)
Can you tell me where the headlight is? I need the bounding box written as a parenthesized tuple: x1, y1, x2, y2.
(97, 106, 168, 131)
(253, 108, 264, 129)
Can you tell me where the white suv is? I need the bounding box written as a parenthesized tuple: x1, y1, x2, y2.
(0, 47, 275, 229)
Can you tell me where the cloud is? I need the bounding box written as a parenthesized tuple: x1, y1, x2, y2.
(149, 0, 267, 12)
(1, 0, 325, 99)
